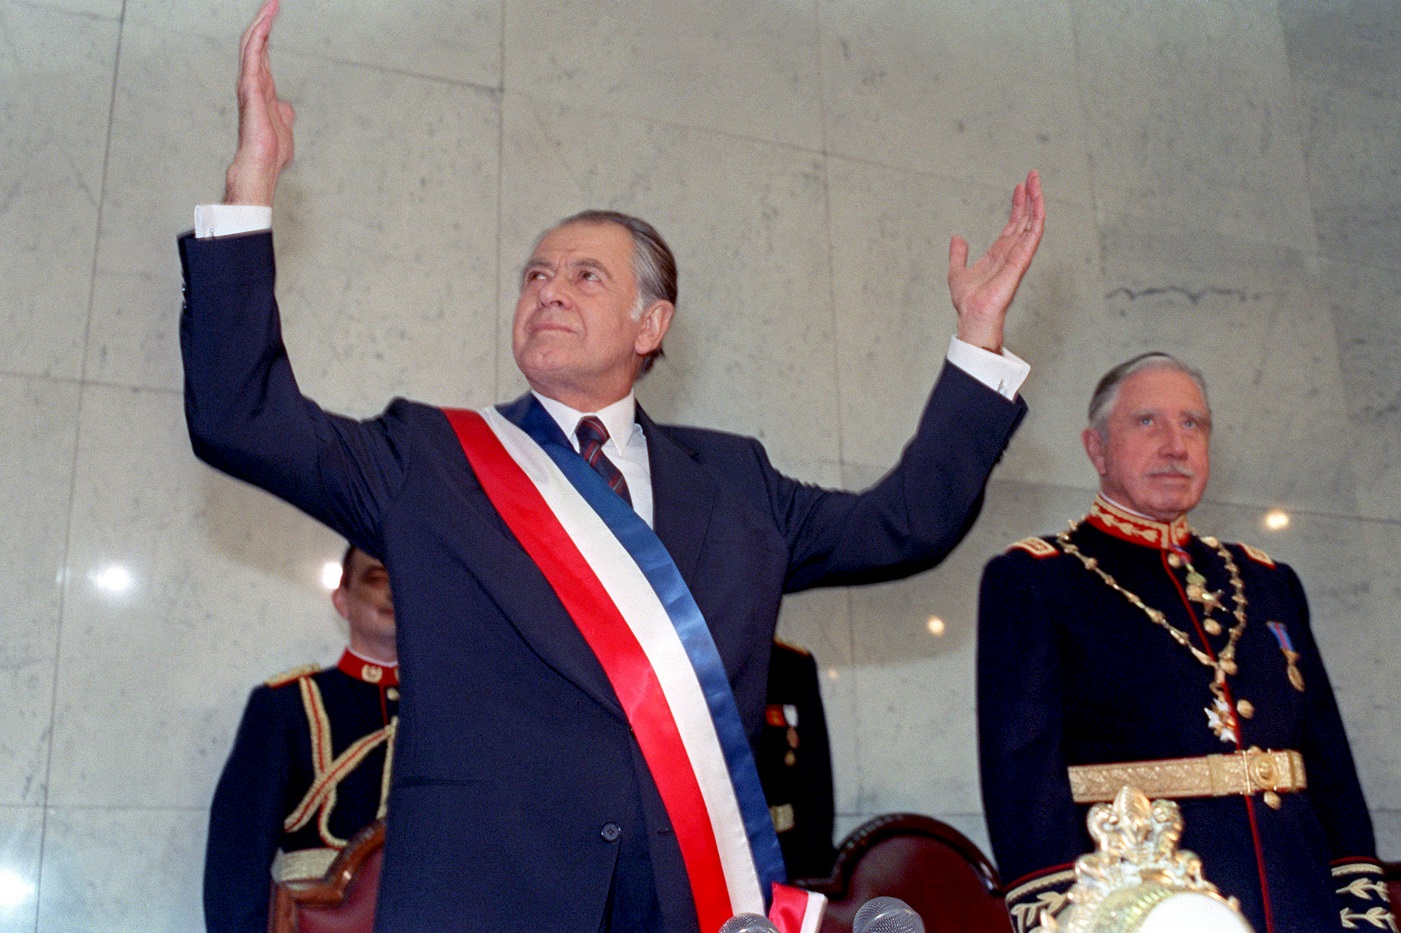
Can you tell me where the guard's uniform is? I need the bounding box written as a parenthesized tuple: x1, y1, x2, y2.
(978, 495, 1393, 933)
(758, 640, 837, 880)
(204, 649, 400, 933)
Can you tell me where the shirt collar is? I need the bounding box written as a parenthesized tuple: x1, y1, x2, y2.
(338, 648, 399, 687)
(1085, 493, 1193, 549)
(532, 390, 641, 453)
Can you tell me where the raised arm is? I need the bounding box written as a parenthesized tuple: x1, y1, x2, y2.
(947, 170, 1045, 353)
(180, 2, 401, 556)
(224, 0, 296, 206)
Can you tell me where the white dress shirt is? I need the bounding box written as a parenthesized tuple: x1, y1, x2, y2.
(533, 391, 655, 528)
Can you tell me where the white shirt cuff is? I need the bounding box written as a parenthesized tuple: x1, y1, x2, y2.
(946, 336, 1029, 401)
(194, 204, 272, 239)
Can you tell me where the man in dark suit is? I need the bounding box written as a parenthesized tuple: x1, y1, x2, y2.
(204, 546, 399, 933)
(978, 354, 1394, 933)
(179, 3, 1043, 930)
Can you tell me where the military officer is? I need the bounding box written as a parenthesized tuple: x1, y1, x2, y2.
(758, 640, 837, 880)
(204, 546, 400, 933)
(977, 353, 1395, 933)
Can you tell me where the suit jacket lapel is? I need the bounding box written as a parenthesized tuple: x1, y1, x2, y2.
(457, 397, 720, 719)
(442, 395, 624, 719)
(639, 405, 715, 589)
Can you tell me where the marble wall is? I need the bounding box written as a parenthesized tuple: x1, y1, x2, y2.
(1, 0, 1397, 929)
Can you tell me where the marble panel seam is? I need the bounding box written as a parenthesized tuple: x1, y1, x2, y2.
(505, 87, 829, 162)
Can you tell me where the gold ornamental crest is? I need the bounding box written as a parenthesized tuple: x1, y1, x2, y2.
(1032, 786, 1252, 933)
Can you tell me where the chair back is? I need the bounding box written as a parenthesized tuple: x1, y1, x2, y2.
(1384, 861, 1401, 923)
(268, 821, 385, 933)
(796, 813, 1011, 933)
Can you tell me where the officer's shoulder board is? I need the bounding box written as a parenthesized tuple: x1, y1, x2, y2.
(772, 638, 811, 658)
(1006, 536, 1059, 559)
(1236, 541, 1276, 567)
(264, 663, 320, 689)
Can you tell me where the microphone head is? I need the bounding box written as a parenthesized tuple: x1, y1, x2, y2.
(718, 913, 780, 933)
(853, 896, 925, 933)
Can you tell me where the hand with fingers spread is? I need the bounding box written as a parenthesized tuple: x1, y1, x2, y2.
(947, 170, 1045, 353)
(224, 0, 296, 206)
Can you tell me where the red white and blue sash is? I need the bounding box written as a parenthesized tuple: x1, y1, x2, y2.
(443, 400, 823, 933)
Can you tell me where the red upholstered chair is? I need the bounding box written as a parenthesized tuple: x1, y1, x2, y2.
(268, 821, 385, 933)
(795, 813, 1012, 933)
(1384, 862, 1401, 923)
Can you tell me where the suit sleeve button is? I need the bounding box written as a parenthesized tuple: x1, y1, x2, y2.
(600, 823, 621, 842)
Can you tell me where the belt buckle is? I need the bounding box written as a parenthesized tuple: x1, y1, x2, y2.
(1206, 747, 1282, 796)
(1239, 747, 1293, 810)
(1243, 748, 1282, 792)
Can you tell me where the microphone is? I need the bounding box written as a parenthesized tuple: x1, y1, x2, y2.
(853, 896, 925, 933)
(718, 913, 780, 933)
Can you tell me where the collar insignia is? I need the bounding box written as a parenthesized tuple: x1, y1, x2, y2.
(1086, 494, 1191, 549)
(337, 649, 399, 687)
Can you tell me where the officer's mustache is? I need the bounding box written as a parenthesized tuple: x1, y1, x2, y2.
(1148, 463, 1195, 478)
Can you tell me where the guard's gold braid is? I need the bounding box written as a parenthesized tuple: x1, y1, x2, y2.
(286, 677, 335, 832)
(293, 678, 335, 790)
(286, 727, 394, 840)
(318, 773, 341, 848)
(284, 676, 392, 843)
(377, 718, 397, 820)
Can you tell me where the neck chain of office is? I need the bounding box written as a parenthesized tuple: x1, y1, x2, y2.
(1056, 522, 1251, 742)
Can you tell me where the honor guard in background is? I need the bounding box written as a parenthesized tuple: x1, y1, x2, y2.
(758, 641, 837, 880)
(204, 546, 399, 933)
(977, 354, 1395, 933)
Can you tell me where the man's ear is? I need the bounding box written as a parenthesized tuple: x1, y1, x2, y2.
(634, 300, 675, 356)
(1083, 426, 1108, 476)
(331, 586, 351, 622)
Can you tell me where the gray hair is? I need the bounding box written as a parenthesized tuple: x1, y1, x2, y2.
(1087, 352, 1210, 435)
(547, 209, 678, 376)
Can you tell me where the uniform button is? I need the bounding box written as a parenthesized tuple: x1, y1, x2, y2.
(600, 823, 621, 842)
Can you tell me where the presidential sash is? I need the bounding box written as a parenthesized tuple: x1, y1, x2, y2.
(443, 401, 823, 933)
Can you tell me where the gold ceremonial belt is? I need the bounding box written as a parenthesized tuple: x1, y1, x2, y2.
(1067, 748, 1307, 804)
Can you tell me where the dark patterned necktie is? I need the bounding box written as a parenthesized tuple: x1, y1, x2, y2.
(575, 415, 632, 506)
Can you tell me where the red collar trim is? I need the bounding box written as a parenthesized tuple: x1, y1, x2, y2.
(1086, 494, 1192, 549)
(337, 649, 399, 687)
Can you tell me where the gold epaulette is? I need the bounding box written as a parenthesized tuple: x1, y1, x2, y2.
(1238, 542, 1276, 567)
(265, 664, 320, 689)
(1007, 536, 1059, 559)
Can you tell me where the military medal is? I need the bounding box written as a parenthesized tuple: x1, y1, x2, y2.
(1182, 562, 1226, 631)
(1267, 621, 1306, 691)
(1206, 696, 1239, 744)
(783, 705, 799, 766)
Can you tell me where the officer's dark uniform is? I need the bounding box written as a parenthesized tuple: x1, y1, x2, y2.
(204, 649, 399, 933)
(758, 640, 837, 880)
(978, 495, 1393, 933)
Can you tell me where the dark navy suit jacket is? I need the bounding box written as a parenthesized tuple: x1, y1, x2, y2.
(180, 230, 1026, 932)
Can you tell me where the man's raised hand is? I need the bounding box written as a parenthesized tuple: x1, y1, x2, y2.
(224, 0, 296, 206)
(946, 170, 1045, 353)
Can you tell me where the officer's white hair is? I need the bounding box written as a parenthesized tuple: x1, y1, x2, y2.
(1087, 353, 1210, 436)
